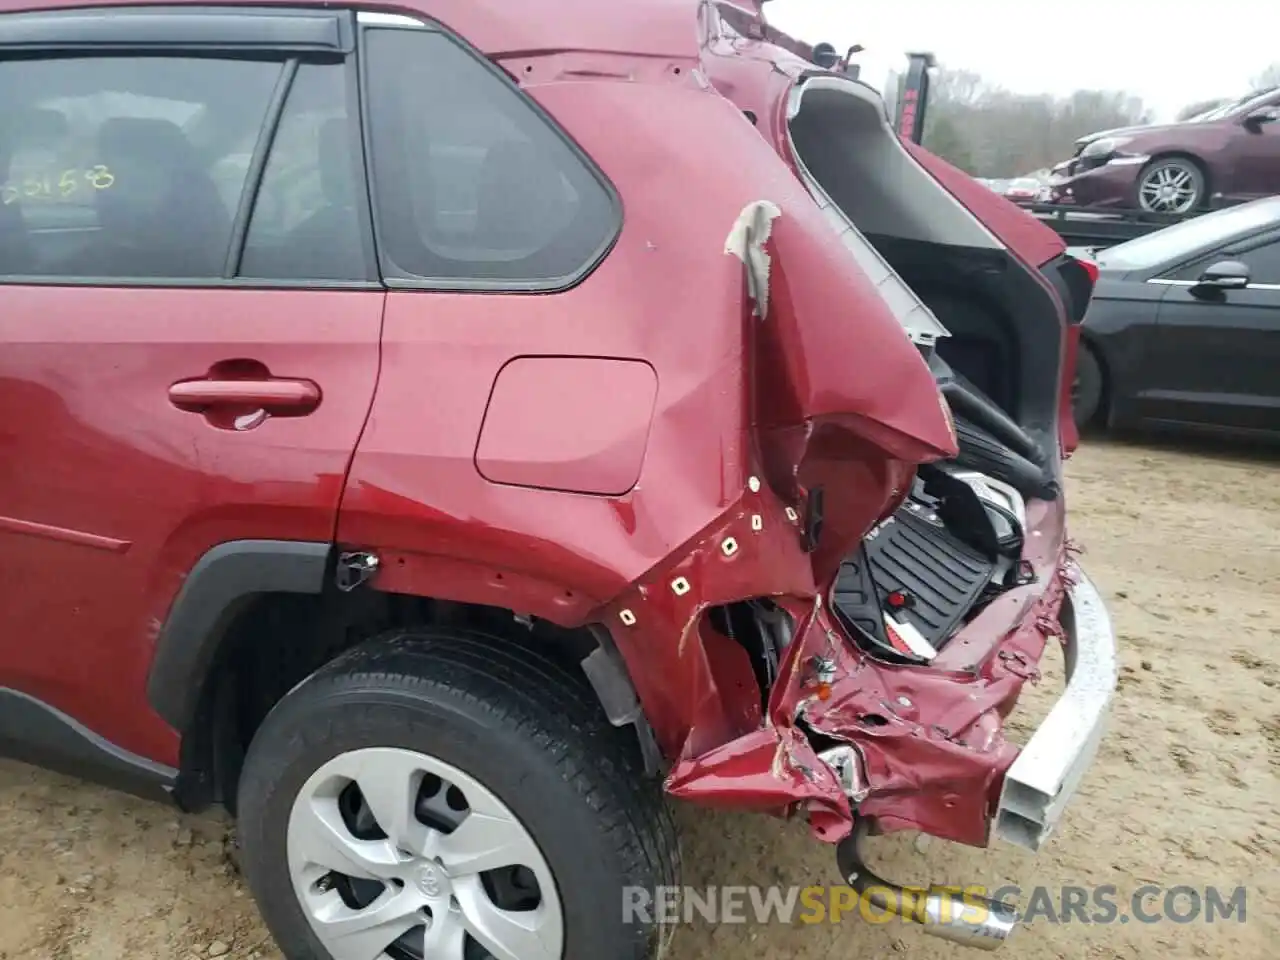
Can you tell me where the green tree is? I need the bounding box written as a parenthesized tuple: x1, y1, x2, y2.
(1252, 62, 1280, 88)
(917, 66, 1148, 177)
(1176, 97, 1229, 121)
(924, 115, 975, 172)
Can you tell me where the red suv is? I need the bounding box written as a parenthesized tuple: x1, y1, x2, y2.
(0, 2, 1115, 958)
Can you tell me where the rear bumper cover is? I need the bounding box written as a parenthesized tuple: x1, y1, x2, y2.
(994, 564, 1117, 850)
(662, 547, 1117, 851)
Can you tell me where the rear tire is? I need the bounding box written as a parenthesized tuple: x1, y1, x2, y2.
(1072, 342, 1104, 429)
(236, 629, 679, 960)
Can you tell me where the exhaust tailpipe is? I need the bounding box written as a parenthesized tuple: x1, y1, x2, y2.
(835, 820, 1020, 950)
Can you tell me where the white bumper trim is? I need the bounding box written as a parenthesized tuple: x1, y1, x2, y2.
(994, 565, 1118, 851)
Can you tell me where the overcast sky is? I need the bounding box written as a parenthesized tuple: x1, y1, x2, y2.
(766, 0, 1280, 122)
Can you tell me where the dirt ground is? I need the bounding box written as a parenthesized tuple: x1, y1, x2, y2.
(0, 436, 1277, 960)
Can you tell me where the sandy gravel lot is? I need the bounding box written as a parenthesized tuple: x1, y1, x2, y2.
(0, 437, 1276, 960)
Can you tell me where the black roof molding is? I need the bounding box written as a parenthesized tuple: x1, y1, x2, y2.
(0, 6, 354, 54)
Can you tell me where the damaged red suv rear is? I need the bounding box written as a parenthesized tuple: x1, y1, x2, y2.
(0, 0, 1116, 957)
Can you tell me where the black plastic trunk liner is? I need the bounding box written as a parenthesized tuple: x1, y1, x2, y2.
(833, 501, 996, 654)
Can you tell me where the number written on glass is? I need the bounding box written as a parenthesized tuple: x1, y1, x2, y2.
(1, 165, 116, 205)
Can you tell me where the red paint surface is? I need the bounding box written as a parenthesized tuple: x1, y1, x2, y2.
(338, 64, 956, 621)
(0, 0, 1082, 851)
(0, 515, 131, 554)
(475, 357, 658, 497)
(903, 141, 1068, 268)
(0, 288, 381, 764)
(1059, 324, 1083, 457)
(665, 497, 1073, 846)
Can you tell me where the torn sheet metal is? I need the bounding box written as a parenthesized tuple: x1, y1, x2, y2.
(663, 548, 1072, 848)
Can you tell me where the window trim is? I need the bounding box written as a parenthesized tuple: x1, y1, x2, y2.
(355, 16, 623, 294)
(1224, 227, 1280, 260)
(1148, 226, 1280, 285)
(1115, 201, 1280, 281)
(232, 52, 381, 284)
(0, 275, 385, 291)
(225, 57, 299, 277)
(0, 6, 379, 289)
(1226, 234, 1280, 288)
(0, 6, 354, 55)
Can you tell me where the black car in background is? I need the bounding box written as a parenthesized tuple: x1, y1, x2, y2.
(1072, 196, 1280, 437)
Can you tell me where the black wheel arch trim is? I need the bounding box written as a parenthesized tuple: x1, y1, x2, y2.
(583, 625, 665, 776)
(147, 539, 333, 733)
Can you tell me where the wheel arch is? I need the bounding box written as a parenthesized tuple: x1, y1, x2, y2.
(234, 627, 680, 960)
(146, 539, 334, 734)
(153, 542, 664, 812)
(1077, 330, 1114, 425)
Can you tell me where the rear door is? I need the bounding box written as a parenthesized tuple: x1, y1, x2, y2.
(0, 8, 383, 764)
(1149, 233, 1280, 431)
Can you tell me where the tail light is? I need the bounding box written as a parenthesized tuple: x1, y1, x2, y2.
(1057, 255, 1099, 457)
(1062, 255, 1099, 322)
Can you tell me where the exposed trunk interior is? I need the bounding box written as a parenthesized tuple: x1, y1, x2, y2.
(784, 75, 1072, 662)
(785, 76, 1065, 463)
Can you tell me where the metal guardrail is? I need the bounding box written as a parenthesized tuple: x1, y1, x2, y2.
(1012, 202, 1208, 248)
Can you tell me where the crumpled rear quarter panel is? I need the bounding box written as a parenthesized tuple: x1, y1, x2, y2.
(338, 31, 983, 845)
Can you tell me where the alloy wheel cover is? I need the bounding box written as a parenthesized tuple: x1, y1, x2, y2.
(286, 747, 565, 960)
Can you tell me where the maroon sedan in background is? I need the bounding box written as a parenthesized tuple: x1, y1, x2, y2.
(1047, 86, 1280, 213)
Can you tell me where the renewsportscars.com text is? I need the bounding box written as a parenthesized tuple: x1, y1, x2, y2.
(623, 884, 1248, 926)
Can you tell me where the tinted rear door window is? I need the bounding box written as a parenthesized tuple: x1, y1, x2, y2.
(361, 26, 619, 290)
(1238, 239, 1280, 284)
(0, 55, 280, 279)
(240, 61, 370, 282)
